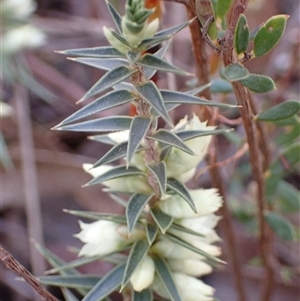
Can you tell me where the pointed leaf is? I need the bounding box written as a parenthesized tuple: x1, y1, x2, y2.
(54, 116, 132, 132)
(235, 14, 250, 54)
(153, 257, 182, 301)
(148, 162, 167, 195)
(61, 288, 80, 301)
(149, 130, 194, 155)
(224, 64, 249, 82)
(150, 208, 173, 234)
(121, 240, 150, 288)
(60, 90, 135, 126)
(146, 224, 158, 245)
(264, 212, 296, 241)
(106, 1, 122, 33)
(257, 100, 300, 122)
(113, 81, 135, 91)
(133, 289, 153, 301)
(82, 262, 126, 301)
(185, 83, 211, 95)
(176, 128, 232, 141)
(81, 66, 137, 101)
(86, 165, 144, 186)
(167, 178, 196, 213)
(170, 223, 204, 238)
(39, 275, 101, 289)
(126, 194, 154, 233)
(89, 134, 119, 145)
(127, 117, 151, 163)
(154, 19, 194, 39)
(135, 81, 173, 126)
(69, 57, 129, 71)
(137, 54, 189, 75)
(165, 233, 224, 264)
(253, 15, 288, 57)
(108, 193, 128, 207)
(58, 46, 124, 58)
(160, 90, 237, 108)
(241, 74, 275, 93)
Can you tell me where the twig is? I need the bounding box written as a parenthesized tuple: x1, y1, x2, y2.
(186, 3, 247, 301)
(221, 1, 275, 300)
(0, 245, 60, 301)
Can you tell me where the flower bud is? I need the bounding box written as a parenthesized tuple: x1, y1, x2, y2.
(103, 26, 129, 55)
(2, 0, 36, 20)
(168, 259, 213, 277)
(130, 255, 155, 291)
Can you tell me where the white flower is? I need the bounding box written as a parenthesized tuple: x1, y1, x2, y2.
(2, 24, 46, 54)
(2, 0, 36, 20)
(168, 259, 213, 277)
(164, 115, 215, 179)
(158, 188, 223, 218)
(75, 220, 141, 257)
(107, 130, 129, 144)
(0, 102, 14, 117)
(152, 273, 215, 301)
(83, 164, 152, 194)
(130, 255, 155, 291)
(103, 26, 129, 55)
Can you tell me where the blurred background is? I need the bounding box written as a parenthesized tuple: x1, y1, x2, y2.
(1, 0, 299, 300)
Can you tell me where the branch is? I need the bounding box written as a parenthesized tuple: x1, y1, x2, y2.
(0, 245, 60, 301)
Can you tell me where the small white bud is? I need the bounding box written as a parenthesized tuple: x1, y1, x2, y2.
(168, 259, 213, 277)
(143, 18, 159, 39)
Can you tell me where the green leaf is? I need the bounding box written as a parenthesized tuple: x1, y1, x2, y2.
(241, 74, 275, 93)
(167, 178, 196, 213)
(257, 100, 300, 121)
(216, 0, 232, 19)
(273, 115, 300, 127)
(39, 275, 101, 289)
(211, 79, 233, 93)
(276, 126, 299, 146)
(224, 64, 249, 81)
(80, 66, 137, 101)
(86, 165, 144, 186)
(61, 288, 80, 301)
(126, 194, 154, 233)
(82, 262, 126, 301)
(59, 90, 135, 126)
(146, 224, 158, 245)
(148, 162, 167, 195)
(133, 289, 153, 301)
(253, 15, 288, 57)
(234, 14, 250, 54)
(69, 57, 129, 71)
(54, 116, 132, 132)
(137, 54, 189, 75)
(106, 0, 122, 33)
(149, 130, 194, 155)
(154, 19, 194, 38)
(153, 257, 182, 301)
(161, 90, 237, 109)
(121, 240, 150, 289)
(150, 208, 173, 234)
(185, 82, 211, 96)
(165, 233, 224, 264)
(127, 117, 151, 163)
(176, 128, 232, 141)
(264, 211, 296, 241)
(135, 81, 173, 126)
(57, 46, 124, 58)
(277, 180, 300, 212)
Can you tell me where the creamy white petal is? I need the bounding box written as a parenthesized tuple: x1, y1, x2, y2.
(168, 259, 213, 277)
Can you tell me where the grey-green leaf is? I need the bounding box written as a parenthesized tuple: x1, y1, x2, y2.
(61, 288, 80, 301)
(121, 240, 150, 289)
(185, 83, 211, 96)
(106, 1, 122, 33)
(39, 275, 101, 289)
(148, 162, 167, 195)
(126, 194, 154, 233)
(161, 90, 237, 108)
(224, 63, 249, 82)
(167, 178, 196, 213)
(241, 74, 275, 93)
(86, 165, 144, 186)
(257, 100, 300, 121)
(133, 289, 153, 301)
(58, 46, 124, 58)
(81, 66, 137, 101)
(153, 257, 182, 301)
(176, 129, 232, 141)
(150, 208, 173, 234)
(234, 14, 250, 54)
(82, 262, 126, 301)
(60, 90, 135, 126)
(127, 117, 151, 163)
(253, 15, 288, 57)
(149, 130, 194, 155)
(264, 211, 296, 241)
(146, 224, 158, 245)
(135, 81, 173, 126)
(137, 54, 189, 75)
(54, 116, 132, 132)
(211, 79, 233, 93)
(154, 19, 194, 38)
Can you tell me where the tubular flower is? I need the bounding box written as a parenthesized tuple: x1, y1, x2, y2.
(167, 259, 213, 277)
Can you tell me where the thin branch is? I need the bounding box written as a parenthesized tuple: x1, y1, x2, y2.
(0, 245, 60, 301)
